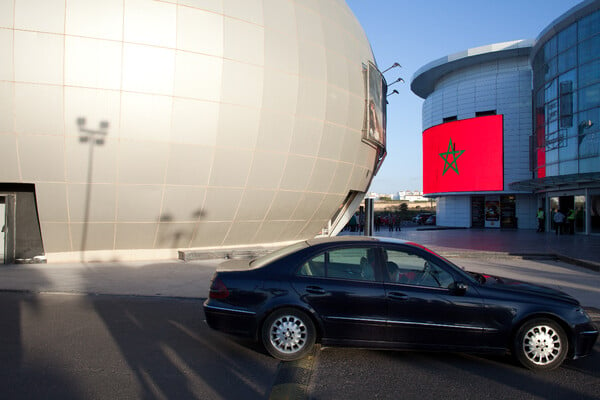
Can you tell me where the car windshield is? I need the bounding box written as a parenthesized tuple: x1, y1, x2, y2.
(444, 257, 480, 284)
(249, 241, 308, 269)
(407, 242, 478, 284)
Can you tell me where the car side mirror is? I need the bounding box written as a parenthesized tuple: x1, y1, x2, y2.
(450, 281, 468, 296)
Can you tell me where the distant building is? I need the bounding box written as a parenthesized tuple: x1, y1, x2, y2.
(411, 0, 600, 234)
(367, 191, 426, 202)
(397, 191, 426, 202)
(412, 39, 535, 229)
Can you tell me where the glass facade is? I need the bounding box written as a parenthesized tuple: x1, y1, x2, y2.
(592, 194, 600, 234)
(533, 8, 600, 178)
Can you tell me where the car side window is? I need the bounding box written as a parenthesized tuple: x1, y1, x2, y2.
(384, 249, 454, 289)
(298, 254, 325, 277)
(298, 248, 377, 282)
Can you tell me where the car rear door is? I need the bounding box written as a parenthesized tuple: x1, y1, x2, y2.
(383, 246, 487, 348)
(291, 246, 388, 342)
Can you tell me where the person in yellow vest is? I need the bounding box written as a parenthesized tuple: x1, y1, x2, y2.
(536, 208, 545, 232)
(566, 208, 576, 234)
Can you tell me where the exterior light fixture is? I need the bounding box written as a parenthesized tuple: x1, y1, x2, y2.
(382, 62, 401, 74)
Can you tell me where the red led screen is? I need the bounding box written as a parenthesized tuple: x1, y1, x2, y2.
(423, 115, 504, 194)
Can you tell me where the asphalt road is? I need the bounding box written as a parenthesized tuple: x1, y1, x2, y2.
(1, 292, 598, 400)
(309, 342, 600, 400)
(0, 292, 278, 399)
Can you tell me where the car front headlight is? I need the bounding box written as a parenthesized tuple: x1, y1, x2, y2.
(576, 307, 591, 320)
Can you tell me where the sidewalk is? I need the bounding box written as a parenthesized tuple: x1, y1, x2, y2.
(344, 227, 600, 270)
(0, 228, 598, 308)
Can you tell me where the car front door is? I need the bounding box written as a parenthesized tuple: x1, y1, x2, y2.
(383, 246, 487, 348)
(291, 246, 388, 343)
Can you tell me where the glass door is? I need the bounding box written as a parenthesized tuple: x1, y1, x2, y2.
(549, 197, 559, 232)
(500, 195, 517, 228)
(471, 196, 484, 228)
(592, 195, 600, 234)
(574, 195, 586, 234)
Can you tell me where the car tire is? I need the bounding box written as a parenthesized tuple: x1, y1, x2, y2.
(514, 318, 568, 371)
(262, 308, 316, 361)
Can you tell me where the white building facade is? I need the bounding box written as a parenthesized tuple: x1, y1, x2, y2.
(411, 40, 537, 229)
(0, 0, 387, 263)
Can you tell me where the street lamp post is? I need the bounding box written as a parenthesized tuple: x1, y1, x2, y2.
(77, 118, 109, 259)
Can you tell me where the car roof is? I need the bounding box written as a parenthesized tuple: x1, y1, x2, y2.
(306, 236, 411, 247)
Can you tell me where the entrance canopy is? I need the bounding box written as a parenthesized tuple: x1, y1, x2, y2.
(509, 172, 600, 192)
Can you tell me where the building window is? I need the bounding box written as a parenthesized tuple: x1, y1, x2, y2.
(579, 59, 600, 87)
(558, 46, 577, 73)
(443, 116, 457, 123)
(578, 10, 600, 41)
(559, 80, 574, 128)
(475, 110, 496, 117)
(558, 23, 577, 51)
(578, 35, 600, 65)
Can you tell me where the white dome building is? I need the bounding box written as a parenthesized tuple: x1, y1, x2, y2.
(0, 0, 387, 262)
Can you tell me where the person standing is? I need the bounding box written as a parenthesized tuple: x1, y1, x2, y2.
(536, 208, 545, 232)
(553, 209, 566, 235)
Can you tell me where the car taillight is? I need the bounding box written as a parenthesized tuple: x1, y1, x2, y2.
(209, 277, 229, 299)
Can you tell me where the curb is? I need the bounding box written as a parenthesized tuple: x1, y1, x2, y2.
(555, 254, 600, 272)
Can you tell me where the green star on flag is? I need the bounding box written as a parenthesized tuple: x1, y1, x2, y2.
(439, 138, 464, 175)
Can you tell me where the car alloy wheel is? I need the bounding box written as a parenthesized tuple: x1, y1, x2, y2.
(515, 318, 568, 370)
(262, 308, 316, 361)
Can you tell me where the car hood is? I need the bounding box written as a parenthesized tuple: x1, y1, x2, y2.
(471, 272, 579, 305)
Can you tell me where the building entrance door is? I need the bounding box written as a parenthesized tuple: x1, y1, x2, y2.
(471, 196, 485, 228)
(559, 196, 575, 234)
(500, 195, 517, 228)
(591, 194, 600, 234)
(574, 195, 586, 234)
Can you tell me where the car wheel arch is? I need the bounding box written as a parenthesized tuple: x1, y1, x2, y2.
(511, 313, 573, 357)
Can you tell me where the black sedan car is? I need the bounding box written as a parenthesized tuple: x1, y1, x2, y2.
(203, 237, 598, 370)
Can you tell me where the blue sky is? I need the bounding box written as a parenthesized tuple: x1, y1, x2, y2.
(346, 0, 583, 194)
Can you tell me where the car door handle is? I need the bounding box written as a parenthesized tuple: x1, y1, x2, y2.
(388, 292, 408, 300)
(306, 286, 327, 295)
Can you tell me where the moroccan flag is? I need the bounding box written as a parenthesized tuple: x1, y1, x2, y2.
(423, 115, 504, 194)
